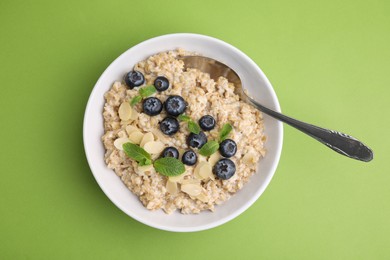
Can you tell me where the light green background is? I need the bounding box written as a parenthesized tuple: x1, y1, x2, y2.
(1, 0, 389, 259)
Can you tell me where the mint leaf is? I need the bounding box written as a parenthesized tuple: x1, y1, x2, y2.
(122, 142, 151, 164)
(139, 85, 156, 98)
(178, 114, 191, 122)
(130, 95, 142, 106)
(199, 140, 219, 156)
(153, 157, 185, 177)
(188, 120, 201, 134)
(219, 123, 233, 142)
(139, 158, 152, 166)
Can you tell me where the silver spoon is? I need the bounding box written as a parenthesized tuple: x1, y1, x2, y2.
(180, 56, 373, 162)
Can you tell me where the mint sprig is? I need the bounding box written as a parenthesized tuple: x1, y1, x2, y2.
(122, 143, 185, 175)
(219, 123, 233, 142)
(130, 95, 142, 106)
(129, 85, 156, 107)
(139, 158, 152, 166)
(178, 114, 200, 134)
(153, 157, 185, 177)
(188, 120, 201, 134)
(178, 114, 191, 122)
(122, 142, 152, 166)
(199, 140, 219, 156)
(139, 85, 156, 98)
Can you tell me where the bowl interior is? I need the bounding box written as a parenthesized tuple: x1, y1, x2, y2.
(83, 33, 283, 232)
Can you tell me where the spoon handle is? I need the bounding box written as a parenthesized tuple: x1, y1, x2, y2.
(248, 99, 373, 162)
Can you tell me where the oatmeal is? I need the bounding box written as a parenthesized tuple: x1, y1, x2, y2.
(102, 49, 266, 214)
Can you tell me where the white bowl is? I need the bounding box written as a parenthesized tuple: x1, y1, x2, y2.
(83, 33, 283, 232)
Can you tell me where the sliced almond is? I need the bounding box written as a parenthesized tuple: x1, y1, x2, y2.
(129, 107, 139, 120)
(194, 167, 202, 180)
(181, 178, 201, 185)
(113, 137, 131, 150)
(242, 152, 257, 164)
(208, 152, 221, 166)
(181, 183, 202, 197)
(137, 164, 154, 174)
(198, 155, 207, 162)
(120, 120, 131, 127)
(110, 121, 120, 130)
(166, 181, 178, 195)
(117, 130, 127, 138)
(150, 128, 166, 141)
(194, 161, 209, 180)
(199, 162, 212, 179)
(143, 141, 165, 154)
(169, 174, 185, 183)
(126, 125, 139, 135)
(195, 189, 209, 203)
(118, 101, 132, 121)
(128, 131, 144, 144)
(140, 132, 154, 147)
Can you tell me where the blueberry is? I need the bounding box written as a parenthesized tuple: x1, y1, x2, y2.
(219, 139, 237, 158)
(199, 115, 216, 131)
(187, 131, 207, 149)
(161, 146, 179, 159)
(124, 70, 145, 89)
(154, 76, 170, 92)
(213, 159, 236, 180)
(182, 150, 197, 166)
(143, 97, 163, 116)
(164, 95, 187, 116)
(160, 117, 179, 135)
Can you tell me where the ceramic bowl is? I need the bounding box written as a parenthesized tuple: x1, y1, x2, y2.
(83, 33, 283, 232)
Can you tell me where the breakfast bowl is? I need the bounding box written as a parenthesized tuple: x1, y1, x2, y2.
(83, 33, 283, 232)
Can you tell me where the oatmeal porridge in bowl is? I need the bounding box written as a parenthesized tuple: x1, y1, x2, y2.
(83, 34, 283, 231)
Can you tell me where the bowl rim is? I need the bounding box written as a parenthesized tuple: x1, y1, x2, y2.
(83, 33, 283, 232)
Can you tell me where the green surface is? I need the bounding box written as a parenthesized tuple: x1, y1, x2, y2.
(1, 0, 389, 259)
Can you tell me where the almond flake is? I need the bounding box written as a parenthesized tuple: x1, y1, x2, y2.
(113, 137, 131, 150)
(208, 152, 221, 166)
(166, 181, 178, 195)
(129, 107, 139, 120)
(150, 128, 166, 141)
(181, 178, 201, 185)
(137, 164, 154, 174)
(110, 121, 120, 129)
(194, 161, 209, 180)
(199, 162, 212, 179)
(243, 152, 257, 164)
(195, 189, 209, 203)
(169, 174, 185, 183)
(118, 101, 132, 121)
(143, 141, 165, 154)
(198, 154, 207, 162)
(128, 131, 144, 144)
(140, 132, 154, 147)
(181, 183, 202, 196)
(125, 125, 139, 135)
